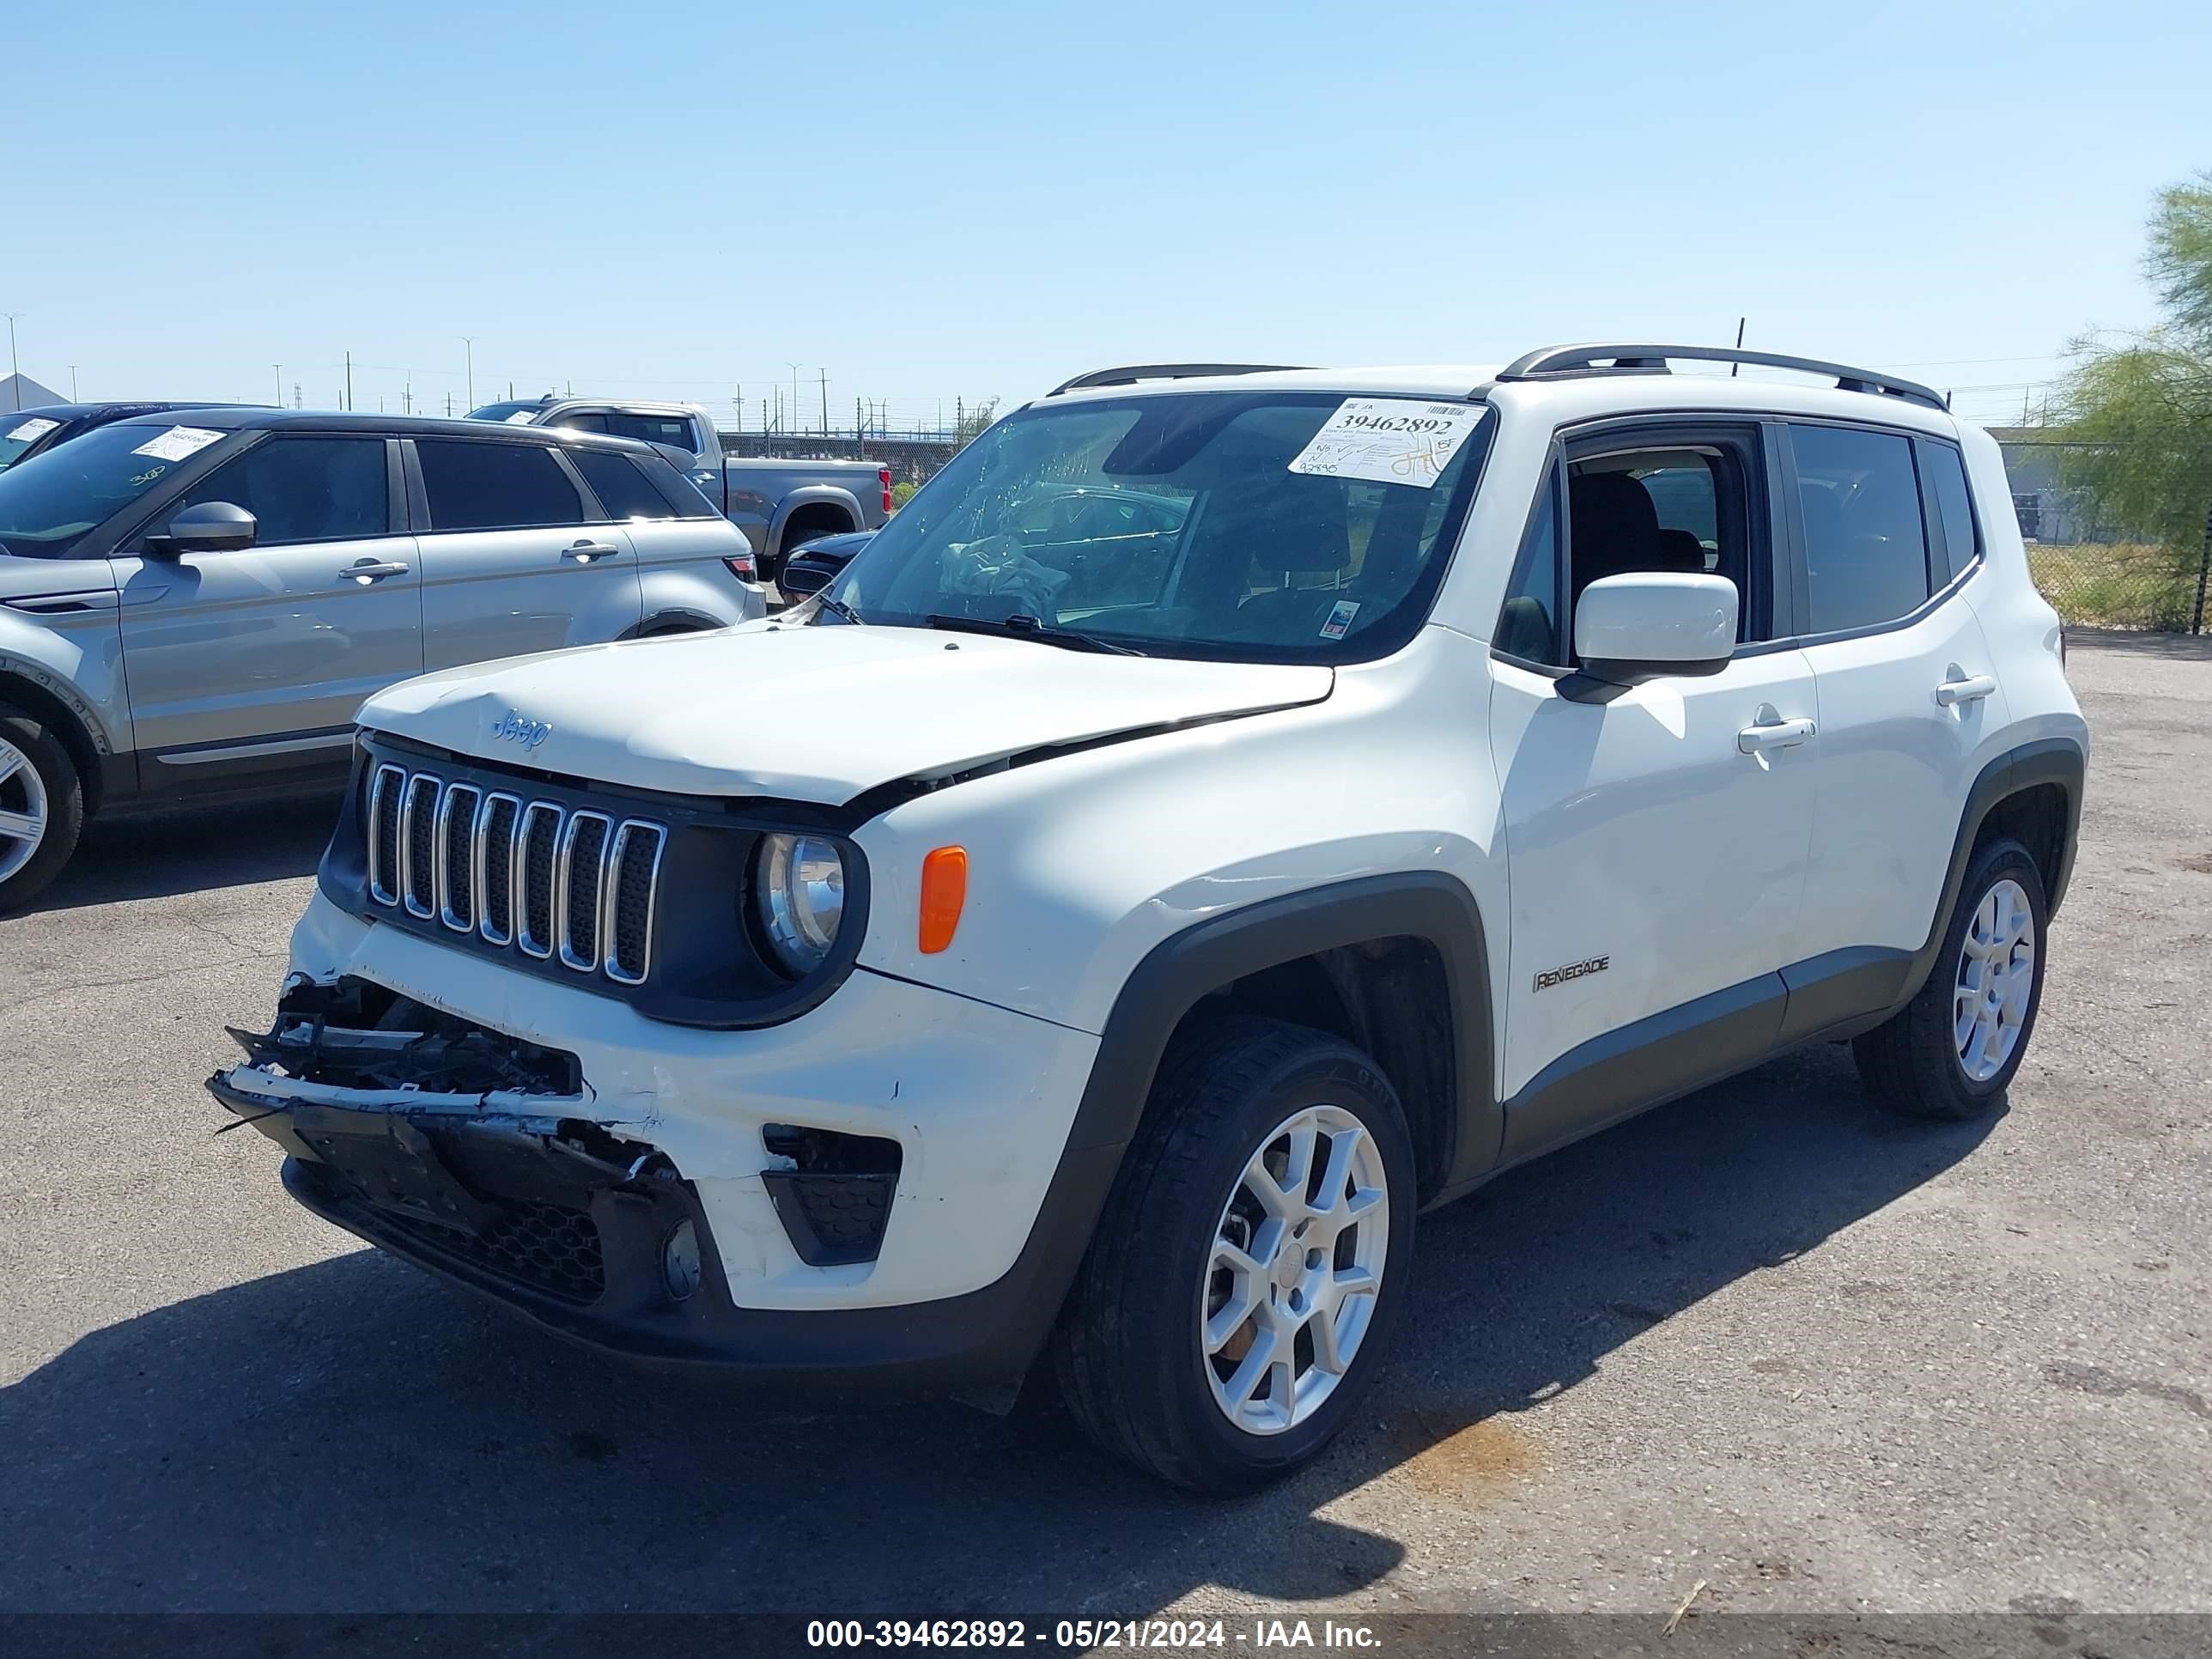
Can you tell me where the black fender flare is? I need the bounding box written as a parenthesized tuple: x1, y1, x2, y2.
(1903, 735, 2084, 998)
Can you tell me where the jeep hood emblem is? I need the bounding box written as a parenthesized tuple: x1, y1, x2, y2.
(490, 710, 553, 750)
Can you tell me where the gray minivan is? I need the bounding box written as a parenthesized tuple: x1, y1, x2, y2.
(0, 409, 764, 909)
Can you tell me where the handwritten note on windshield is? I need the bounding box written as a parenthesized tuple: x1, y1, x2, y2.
(1287, 398, 1483, 489)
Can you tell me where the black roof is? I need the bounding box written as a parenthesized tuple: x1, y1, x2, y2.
(105, 406, 662, 453)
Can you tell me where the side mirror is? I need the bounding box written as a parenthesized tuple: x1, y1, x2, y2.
(1574, 573, 1738, 682)
(145, 501, 258, 559)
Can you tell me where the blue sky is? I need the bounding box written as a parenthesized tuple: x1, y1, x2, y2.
(7, 0, 2208, 427)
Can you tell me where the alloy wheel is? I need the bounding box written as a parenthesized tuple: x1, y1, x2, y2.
(0, 736, 49, 885)
(1200, 1103, 1389, 1436)
(1954, 876, 2035, 1083)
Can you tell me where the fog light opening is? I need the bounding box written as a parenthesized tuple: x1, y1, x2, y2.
(659, 1218, 702, 1302)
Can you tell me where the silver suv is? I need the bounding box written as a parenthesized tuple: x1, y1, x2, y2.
(0, 409, 765, 909)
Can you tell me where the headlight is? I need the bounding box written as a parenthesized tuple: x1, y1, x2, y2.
(754, 833, 846, 975)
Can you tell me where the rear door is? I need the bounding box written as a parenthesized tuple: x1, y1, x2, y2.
(409, 436, 643, 670)
(1782, 422, 2008, 984)
(113, 433, 422, 767)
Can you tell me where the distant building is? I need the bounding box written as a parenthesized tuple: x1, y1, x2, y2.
(1, 373, 66, 414)
(1987, 426, 2118, 544)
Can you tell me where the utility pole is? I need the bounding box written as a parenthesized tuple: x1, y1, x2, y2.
(819, 368, 830, 437)
(403, 373, 411, 416)
(293, 382, 302, 409)
(3, 314, 21, 410)
(69, 365, 79, 400)
(273, 364, 283, 406)
(345, 351, 354, 411)
(855, 395, 864, 445)
(445, 392, 453, 417)
(461, 336, 477, 410)
(787, 363, 801, 434)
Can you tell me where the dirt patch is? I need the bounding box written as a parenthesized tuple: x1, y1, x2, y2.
(1386, 1410, 1542, 1497)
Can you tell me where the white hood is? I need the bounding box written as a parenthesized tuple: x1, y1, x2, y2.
(358, 622, 1334, 804)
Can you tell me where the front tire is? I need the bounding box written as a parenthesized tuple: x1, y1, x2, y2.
(1854, 836, 2048, 1120)
(0, 704, 85, 915)
(1054, 1017, 1415, 1493)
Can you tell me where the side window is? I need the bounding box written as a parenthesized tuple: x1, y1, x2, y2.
(416, 440, 587, 532)
(168, 435, 388, 546)
(1919, 441, 1981, 584)
(571, 450, 675, 520)
(1559, 439, 1756, 657)
(1496, 471, 1563, 665)
(554, 412, 609, 434)
(1790, 425, 1930, 633)
(603, 411, 702, 453)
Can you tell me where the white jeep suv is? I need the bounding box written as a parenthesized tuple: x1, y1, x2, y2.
(215, 345, 2086, 1492)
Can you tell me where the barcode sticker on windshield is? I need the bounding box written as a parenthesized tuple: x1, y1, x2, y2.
(6, 416, 62, 443)
(504, 410, 537, 423)
(1287, 398, 1484, 489)
(131, 425, 225, 463)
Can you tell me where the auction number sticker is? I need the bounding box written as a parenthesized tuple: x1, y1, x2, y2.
(6, 416, 62, 443)
(1287, 398, 1482, 489)
(131, 425, 226, 463)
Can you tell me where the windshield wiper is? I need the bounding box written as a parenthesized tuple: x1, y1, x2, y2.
(923, 612, 1146, 657)
(802, 587, 865, 626)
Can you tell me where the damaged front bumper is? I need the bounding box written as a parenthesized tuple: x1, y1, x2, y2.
(209, 946, 1110, 1395)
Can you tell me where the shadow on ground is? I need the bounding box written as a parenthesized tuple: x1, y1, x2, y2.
(0, 1042, 1993, 1613)
(27, 793, 342, 912)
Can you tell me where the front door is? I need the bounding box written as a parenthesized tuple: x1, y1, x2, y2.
(1487, 427, 1819, 1158)
(409, 436, 643, 670)
(114, 433, 422, 769)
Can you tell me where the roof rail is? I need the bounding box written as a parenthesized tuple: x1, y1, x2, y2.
(1494, 343, 1948, 411)
(1048, 362, 1310, 397)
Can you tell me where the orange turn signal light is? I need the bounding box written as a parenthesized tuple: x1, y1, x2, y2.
(919, 846, 968, 953)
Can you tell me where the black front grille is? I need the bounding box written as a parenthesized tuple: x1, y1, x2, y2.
(340, 737, 870, 1029)
(480, 794, 518, 942)
(403, 776, 439, 916)
(559, 814, 611, 969)
(520, 805, 561, 957)
(440, 785, 479, 931)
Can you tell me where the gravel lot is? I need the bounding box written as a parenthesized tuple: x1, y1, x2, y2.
(1, 631, 2206, 1620)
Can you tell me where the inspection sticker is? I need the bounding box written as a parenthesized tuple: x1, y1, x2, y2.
(6, 416, 62, 443)
(131, 425, 225, 463)
(1320, 599, 1361, 640)
(1287, 398, 1483, 489)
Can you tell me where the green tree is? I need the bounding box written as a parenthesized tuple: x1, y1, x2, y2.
(2056, 172, 2212, 624)
(952, 398, 1000, 447)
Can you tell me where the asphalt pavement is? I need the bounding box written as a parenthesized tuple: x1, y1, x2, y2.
(1, 631, 2206, 1622)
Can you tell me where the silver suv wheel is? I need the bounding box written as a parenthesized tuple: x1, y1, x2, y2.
(1202, 1103, 1389, 1436)
(1954, 876, 2035, 1082)
(0, 735, 50, 885)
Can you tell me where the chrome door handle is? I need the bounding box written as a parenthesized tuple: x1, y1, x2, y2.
(1935, 674, 1996, 707)
(564, 541, 620, 563)
(341, 560, 410, 582)
(1738, 716, 1816, 754)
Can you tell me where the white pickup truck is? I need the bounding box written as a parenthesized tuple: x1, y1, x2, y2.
(471, 398, 890, 581)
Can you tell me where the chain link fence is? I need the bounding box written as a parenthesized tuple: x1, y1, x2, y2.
(2002, 437, 2210, 633)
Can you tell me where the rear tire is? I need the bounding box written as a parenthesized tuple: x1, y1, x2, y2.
(1854, 836, 2047, 1121)
(0, 704, 86, 915)
(1054, 1017, 1414, 1493)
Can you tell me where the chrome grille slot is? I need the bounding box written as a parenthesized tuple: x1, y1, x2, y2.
(400, 775, 442, 919)
(367, 764, 404, 905)
(356, 757, 670, 991)
(604, 821, 665, 985)
(556, 812, 613, 972)
(436, 784, 482, 933)
(517, 802, 563, 958)
(475, 793, 520, 945)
